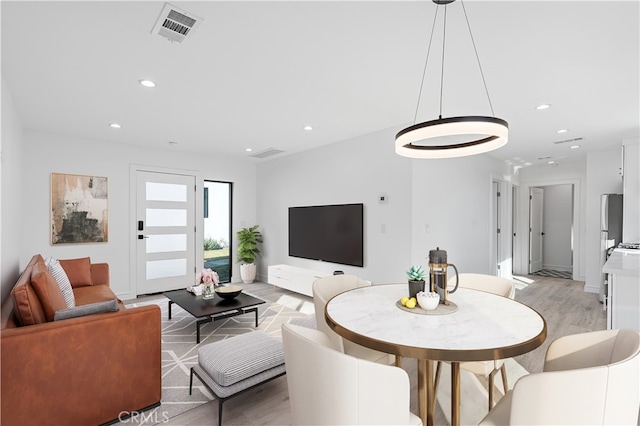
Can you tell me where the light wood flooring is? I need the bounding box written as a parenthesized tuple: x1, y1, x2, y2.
(161, 276, 606, 426)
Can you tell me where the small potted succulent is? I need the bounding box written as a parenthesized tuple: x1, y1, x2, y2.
(406, 265, 427, 299)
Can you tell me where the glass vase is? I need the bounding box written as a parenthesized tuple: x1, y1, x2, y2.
(202, 283, 215, 299)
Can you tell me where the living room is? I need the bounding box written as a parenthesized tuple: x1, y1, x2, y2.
(1, 1, 639, 425)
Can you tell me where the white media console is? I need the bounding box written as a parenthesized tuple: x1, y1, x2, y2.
(267, 264, 331, 297)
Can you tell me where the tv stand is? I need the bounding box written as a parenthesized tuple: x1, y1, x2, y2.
(267, 264, 330, 297)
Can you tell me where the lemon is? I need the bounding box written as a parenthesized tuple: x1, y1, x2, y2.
(405, 298, 417, 309)
(400, 296, 409, 306)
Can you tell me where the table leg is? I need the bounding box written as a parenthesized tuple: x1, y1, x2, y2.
(168, 300, 173, 320)
(417, 359, 435, 426)
(451, 361, 461, 426)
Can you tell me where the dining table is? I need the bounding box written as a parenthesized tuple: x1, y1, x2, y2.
(325, 284, 547, 426)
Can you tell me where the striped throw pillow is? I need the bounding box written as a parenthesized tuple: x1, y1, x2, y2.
(45, 257, 76, 308)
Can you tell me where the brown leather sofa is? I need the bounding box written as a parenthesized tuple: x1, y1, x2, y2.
(1, 254, 161, 425)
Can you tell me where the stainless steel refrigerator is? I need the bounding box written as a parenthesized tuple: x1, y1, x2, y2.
(600, 193, 623, 304)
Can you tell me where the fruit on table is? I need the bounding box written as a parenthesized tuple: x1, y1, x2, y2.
(400, 296, 409, 306)
(405, 297, 417, 309)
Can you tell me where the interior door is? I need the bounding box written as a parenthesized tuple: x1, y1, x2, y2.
(529, 187, 544, 273)
(136, 171, 195, 294)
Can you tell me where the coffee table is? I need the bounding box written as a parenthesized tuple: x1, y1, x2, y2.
(163, 289, 266, 343)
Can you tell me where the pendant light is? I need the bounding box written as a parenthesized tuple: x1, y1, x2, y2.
(395, 0, 508, 159)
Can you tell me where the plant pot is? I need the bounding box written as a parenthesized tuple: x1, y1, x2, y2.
(239, 263, 257, 284)
(408, 280, 425, 299)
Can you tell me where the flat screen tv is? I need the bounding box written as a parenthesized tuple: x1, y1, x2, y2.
(288, 203, 364, 267)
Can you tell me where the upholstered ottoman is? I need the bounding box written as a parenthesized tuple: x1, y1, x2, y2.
(189, 331, 286, 426)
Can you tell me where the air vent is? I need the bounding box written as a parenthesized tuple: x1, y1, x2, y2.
(151, 3, 202, 43)
(554, 137, 584, 145)
(249, 148, 285, 159)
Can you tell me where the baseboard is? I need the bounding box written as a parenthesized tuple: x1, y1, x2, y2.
(583, 283, 599, 294)
(541, 264, 572, 272)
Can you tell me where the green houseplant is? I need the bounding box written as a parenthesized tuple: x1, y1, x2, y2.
(406, 265, 427, 299)
(236, 225, 263, 283)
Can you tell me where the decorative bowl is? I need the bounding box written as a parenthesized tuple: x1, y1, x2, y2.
(416, 291, 440, 311)
(215, 285, 243, 300)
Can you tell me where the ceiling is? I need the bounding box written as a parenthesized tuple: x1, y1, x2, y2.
(2, 1, 639, 167)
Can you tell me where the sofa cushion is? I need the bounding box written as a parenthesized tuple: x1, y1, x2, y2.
(11, 281, 47, 326)
(73, 284, 120, 307)
(54, 299, 119, 321)
(59, 257, 93, 288)
(30, 262, 68, 322)
(45, 257, 76, 308)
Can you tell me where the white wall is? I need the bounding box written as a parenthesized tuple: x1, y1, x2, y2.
(622, 139, 639, 242)
(411, 155, 509, 275)
(256, 126, 413, 284)
(18, 130, 257, 300)
(1, 80, 24, 303)
(584, 147, 624, 293)
(256, 125, 510, 285)
(541, 184, 573, 271)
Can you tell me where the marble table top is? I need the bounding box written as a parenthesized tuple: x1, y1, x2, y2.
(325, 284, 547, 362)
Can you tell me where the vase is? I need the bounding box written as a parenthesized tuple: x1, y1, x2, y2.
(202, 283, 215, 299)
(240, 263, 257, 284)
(408, 280, 425, 299)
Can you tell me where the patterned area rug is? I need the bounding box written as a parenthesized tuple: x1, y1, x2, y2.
(531, 269, 572, 279)
(122, 293, 311, 423)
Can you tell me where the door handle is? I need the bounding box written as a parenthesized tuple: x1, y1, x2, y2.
(138, 235, 150, 239)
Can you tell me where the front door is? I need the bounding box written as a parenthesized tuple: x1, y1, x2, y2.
(136, 170, 196, 294)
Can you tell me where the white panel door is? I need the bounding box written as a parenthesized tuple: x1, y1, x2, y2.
(136, 171, 195, 294)
(529, 187, 544, 273)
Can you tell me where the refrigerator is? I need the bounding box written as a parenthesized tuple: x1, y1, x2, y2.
(600, 194, 623, 304)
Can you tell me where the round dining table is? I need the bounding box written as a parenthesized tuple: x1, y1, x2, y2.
(325, 284, 547, 426)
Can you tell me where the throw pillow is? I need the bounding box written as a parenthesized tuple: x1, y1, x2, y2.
(31, 262, 68, 322)
(59, 257, 93, 288)
(54, 299, 119, 321)
(45, 257, 76, 308)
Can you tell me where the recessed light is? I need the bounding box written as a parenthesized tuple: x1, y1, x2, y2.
(303, 125, 313, 131)
(535, 104, 551, 110)
(109, 123, 121, 128)
(547, 160, 555, 164)
(245, 148, 253, 152)
(570, 145, 580, 149)
(139, 79, 156, 88)
(556, 129, 569, 134)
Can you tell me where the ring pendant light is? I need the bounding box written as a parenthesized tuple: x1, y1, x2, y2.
(395, 0, 508, 159)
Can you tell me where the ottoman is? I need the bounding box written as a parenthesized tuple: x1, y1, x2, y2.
(190, 331, 286, 426)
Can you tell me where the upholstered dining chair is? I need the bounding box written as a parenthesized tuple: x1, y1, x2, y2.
(435, 273, 516, 410)
(312, 274, 395, 365)
(281, 322, 422, 426)
(479, 328, 640, 425)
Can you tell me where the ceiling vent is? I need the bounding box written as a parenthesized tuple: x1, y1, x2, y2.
(151, 3, 202, 44)
(249, 148, 285, 159)
(554, 137, 584, 145)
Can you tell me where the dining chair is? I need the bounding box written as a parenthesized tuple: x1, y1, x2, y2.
(312, 274, 395, 365)
(281, 322, 422, 426)
(435, 273, 516, 411)
(479, 328, 640, 425)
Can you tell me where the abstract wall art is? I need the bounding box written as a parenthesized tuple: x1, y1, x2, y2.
(51, 173, 108, 244)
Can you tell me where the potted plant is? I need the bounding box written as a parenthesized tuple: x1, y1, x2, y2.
(236, 225, 263, 283)
(406, 265, 427, 299)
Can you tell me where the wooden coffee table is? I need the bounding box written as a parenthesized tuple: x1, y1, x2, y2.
(163, 289, 266, 343)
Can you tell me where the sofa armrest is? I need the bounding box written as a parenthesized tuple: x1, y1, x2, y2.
(1, 305, 161, 425)
(90, 262, 110, 286)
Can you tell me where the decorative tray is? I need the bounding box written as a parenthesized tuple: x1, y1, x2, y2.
(395, 300, 458, 315)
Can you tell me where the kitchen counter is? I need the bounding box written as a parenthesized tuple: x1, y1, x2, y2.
(602, 248, 639, 331)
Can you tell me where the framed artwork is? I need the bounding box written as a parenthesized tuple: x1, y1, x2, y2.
(51, 173, 108, 244)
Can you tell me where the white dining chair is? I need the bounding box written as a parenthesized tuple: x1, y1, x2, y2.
(312, 274, 395, 365)
(281, 322, 422, 426)
(479, 328, 640, 425)
(435, 273, 516, 411)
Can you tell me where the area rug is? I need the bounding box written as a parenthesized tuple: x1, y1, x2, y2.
(122, 293, 311, 423)
(531, 269, 572, 279)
